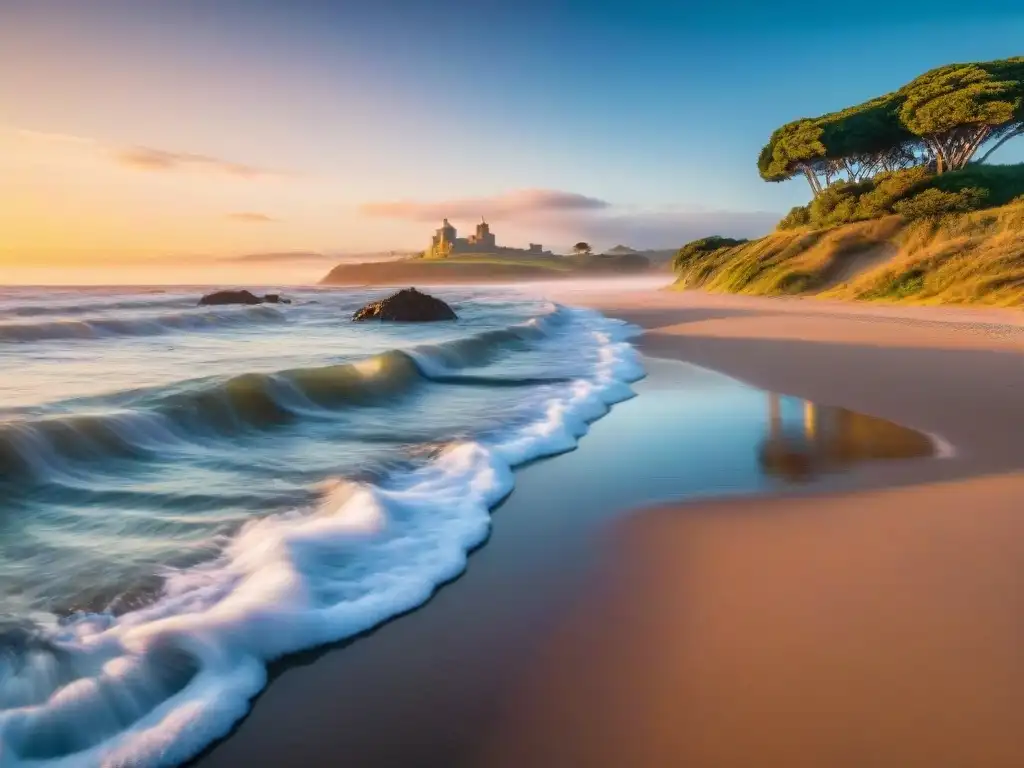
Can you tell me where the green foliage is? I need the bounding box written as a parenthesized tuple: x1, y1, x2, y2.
(572, 242, 592, 257)
(760, 57, 1024, 193)
(892, 187, 989, 219)
(817, 94, 914, 159)
(859, 268, 927, 300)
(776, 164, 1023, 229)
(927, 163, 1024, 206)
(777, 206, 812, 230)
(898, 62, 1022, 138)
(899, 59, 1024, 172)
(808, 180, 873, 228)
(673, 236, 749, 272)
(758, 96, 919, 187)
(775, 271, 814, 294)
(758, 120, 826, 183)
(855, 166, 933, 217)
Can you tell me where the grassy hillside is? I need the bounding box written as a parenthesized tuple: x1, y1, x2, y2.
(320, 252, 650, 285)
(673, 200, 1024, 307)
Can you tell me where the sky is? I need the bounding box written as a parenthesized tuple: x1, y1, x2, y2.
(2, 0, 1023, 284)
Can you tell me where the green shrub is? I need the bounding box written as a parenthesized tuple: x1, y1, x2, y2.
(777, 205, 811, 230)
(929, 164, 1024, 206)
(807, 180, 871, 228)
(891, 270, 925, 297)
(893, 187, 989, 219)
(773, 164, 1024, 230)
(775, 271, 814, 294)
(855, 167, 932, 218)
(673, 236, 748, 272)
(860, 268, 927, 300)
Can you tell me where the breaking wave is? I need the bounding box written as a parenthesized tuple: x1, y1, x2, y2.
(0, 305, 286, 344)
(0, 305, 643, 767)
(0, 296, 195, 319)
(0, 313, 567, 488)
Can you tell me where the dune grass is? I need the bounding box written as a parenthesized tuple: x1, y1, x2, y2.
(832, 202, 1024, 306)
(673, 200, 1024, 307)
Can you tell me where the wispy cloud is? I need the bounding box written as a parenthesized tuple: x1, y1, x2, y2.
(360, 189, 610, 222)
(225, 211, 280, 223)
(9, 126, 284, 180)
(114, 146, 280, 178)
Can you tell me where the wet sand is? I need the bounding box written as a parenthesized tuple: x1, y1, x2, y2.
(197, 288, 1024, 768)
(475, 289, 1024, 768)
(195, 356, 802, 767)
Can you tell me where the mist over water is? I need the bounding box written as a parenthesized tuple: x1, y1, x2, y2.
(0, 285, 643, 766)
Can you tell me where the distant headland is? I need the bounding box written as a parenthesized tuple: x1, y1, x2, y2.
(320, 217, 655, 285)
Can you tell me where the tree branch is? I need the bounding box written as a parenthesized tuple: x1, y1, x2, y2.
(802, 166, 821, 197)
(976, 124, 1024, 165)
(954, 125, 991, 168)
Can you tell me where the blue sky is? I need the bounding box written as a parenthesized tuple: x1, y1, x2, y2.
(2, 0, 1023, 265)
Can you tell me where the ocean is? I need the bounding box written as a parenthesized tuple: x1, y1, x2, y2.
(0, 285, 643, 767)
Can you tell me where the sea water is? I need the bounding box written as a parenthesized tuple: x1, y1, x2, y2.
(0, 286, 643, 767)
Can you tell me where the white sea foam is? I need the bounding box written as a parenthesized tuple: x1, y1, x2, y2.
(0, 307, 643, 768)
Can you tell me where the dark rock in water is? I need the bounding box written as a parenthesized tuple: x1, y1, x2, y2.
(198, 290, 263, 306)
(352, 288, 457, 322)
(198, 290, 290, 306)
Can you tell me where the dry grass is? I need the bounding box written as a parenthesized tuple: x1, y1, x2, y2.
(674, 201, 1024, 307)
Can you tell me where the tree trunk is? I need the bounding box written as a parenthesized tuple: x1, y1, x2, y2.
(976, 125, 1024, 165)
(950, 126, 991, 169)
(802, 167, 821, 197)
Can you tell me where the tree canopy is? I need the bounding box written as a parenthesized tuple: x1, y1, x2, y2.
(900, 59, 1024, 173)
(759, 57, 1024, 196)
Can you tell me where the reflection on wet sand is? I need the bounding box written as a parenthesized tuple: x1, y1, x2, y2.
(759, 393, 934, 482)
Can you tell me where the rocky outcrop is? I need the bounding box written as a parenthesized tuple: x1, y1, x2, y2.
(198, 290, 291, 306)
(352, 288, 457, 322)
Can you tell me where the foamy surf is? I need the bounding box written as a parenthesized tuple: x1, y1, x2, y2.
(0, 305, 643, 768)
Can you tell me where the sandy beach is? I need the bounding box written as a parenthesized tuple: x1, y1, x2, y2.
(475, 288, 1024, 768)
(196, 286, 1024, 768)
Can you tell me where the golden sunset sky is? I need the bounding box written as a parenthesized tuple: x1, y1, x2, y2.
(4, 1, 1021, 284)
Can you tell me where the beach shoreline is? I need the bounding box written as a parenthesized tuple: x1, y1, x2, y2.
(473, 287, 1024, 768)
(196, 286, 1024, 768)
